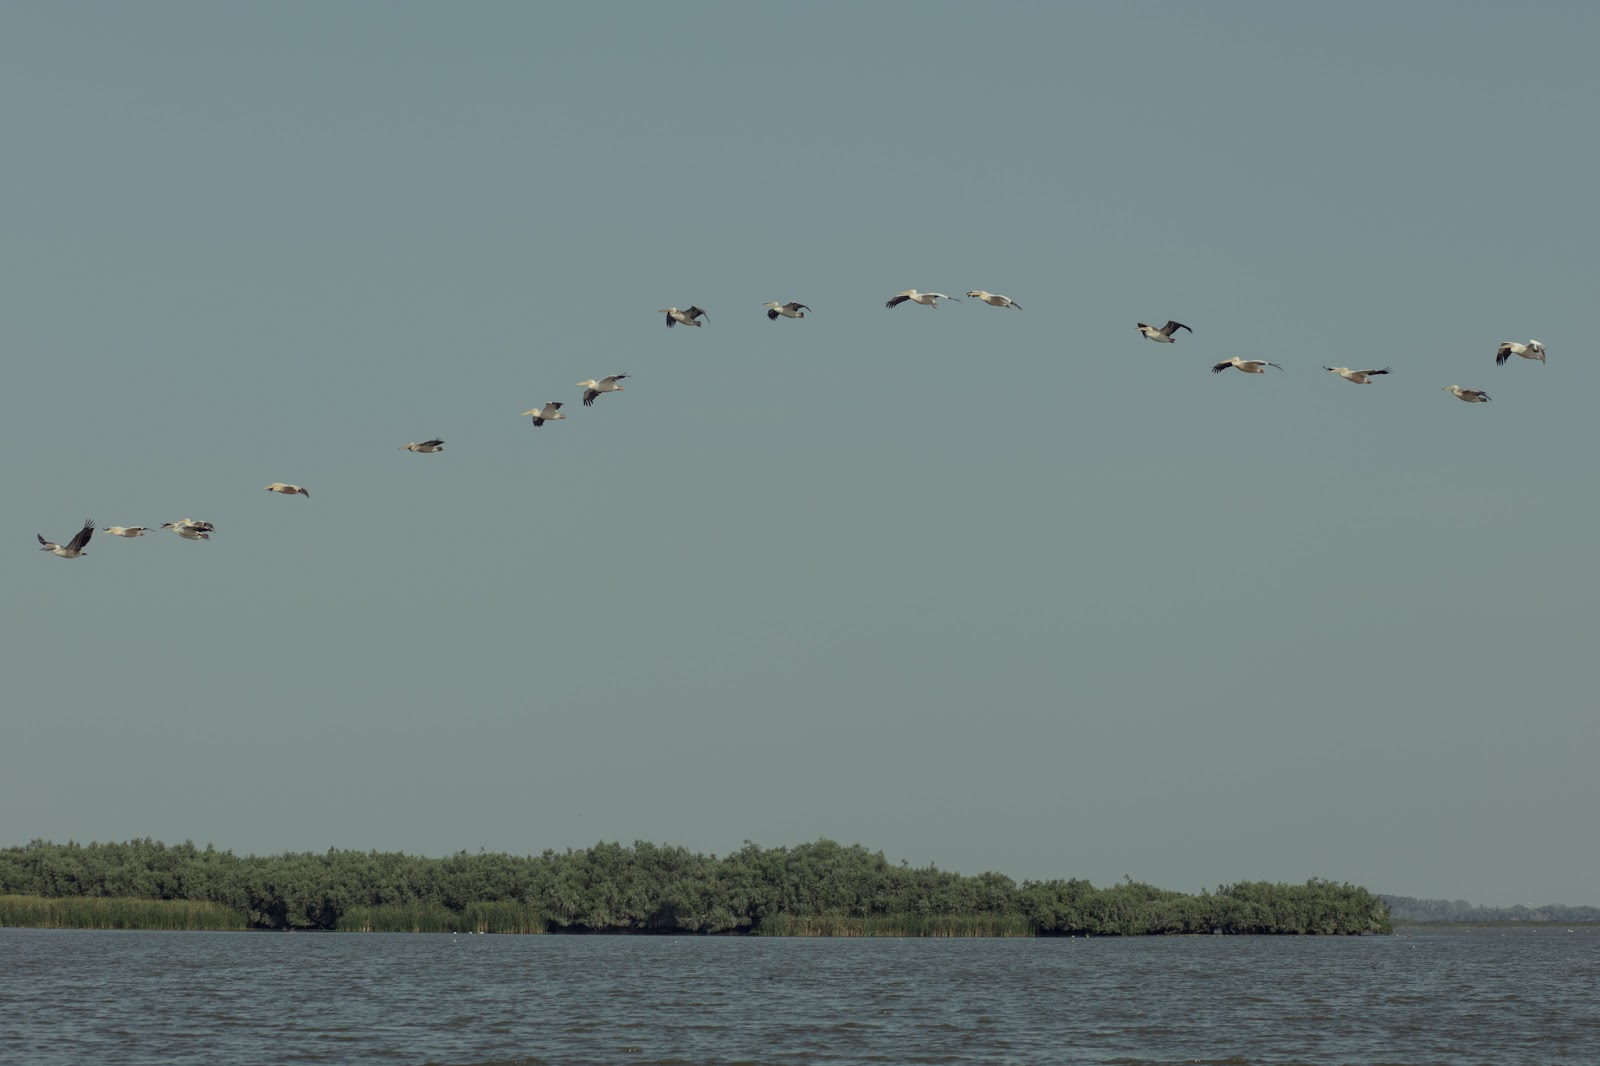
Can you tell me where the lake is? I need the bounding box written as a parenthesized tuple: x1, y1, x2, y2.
(1, 926, 1595, 1064)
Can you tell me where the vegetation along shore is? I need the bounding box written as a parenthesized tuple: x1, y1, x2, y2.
(0, 839, 1391, 936)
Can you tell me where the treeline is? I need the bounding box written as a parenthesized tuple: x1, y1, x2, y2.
(0, 838, 1390, 935)
(1382, 894, 1600, 923)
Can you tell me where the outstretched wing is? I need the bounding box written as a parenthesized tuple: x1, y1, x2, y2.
(67, 520, 95, 552)
(1165, 320, 1192, 335)
(583, 389, 599, 406)
(421, 439, 444, 448)
(886, 295, 910, 309)
(1212, 361, 1233, 373)
(686, 306, 708, 321)
(603, 375, 627, 385)
(1357, 368, 1391, 376)
(1495, 343, 1512, 366)
(788, 302, 811, 313)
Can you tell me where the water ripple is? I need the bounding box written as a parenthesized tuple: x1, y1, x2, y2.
(0, 928, 1596, 1065)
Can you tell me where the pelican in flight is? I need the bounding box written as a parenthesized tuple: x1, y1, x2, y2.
(966, 291, 1020, 309)
(762, 301, 811, 320)
(103, 526, 152, 537)
(659, 306, 708, 328)
(579, 375, 628, 406)
(1442, 385, 1492, 403)
(523, 402, 566, 426)
(161, 522, 210, 540)
(1325, 366, 1392, 384)
(38, 520, 94, 559)
(400, 439, 445, 453)
(1137, 320, 1192, 343)
(265, 483, 310, 497)
(1495, 340, 1545, 365)
(885, 290, 957, 309)
(1212, 357, 1282, 374)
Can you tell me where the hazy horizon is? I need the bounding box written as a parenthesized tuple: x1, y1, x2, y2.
(6, 2, 1596, 907)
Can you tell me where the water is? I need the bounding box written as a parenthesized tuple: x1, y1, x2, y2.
(1, 927, 1595, 1065)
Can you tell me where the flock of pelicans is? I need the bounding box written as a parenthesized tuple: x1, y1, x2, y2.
(35, 291, 1546, 560)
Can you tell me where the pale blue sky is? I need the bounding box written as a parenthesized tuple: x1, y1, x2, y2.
(5, 2, 1596, 905)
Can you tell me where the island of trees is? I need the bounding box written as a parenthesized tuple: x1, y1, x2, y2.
(0, 838, 1391, 936)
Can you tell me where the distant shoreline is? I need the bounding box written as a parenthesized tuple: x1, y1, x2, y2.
(1390, 919, 1600, 930)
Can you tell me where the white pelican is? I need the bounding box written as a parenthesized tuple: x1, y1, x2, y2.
(38, 520, 94, 559)
(1324, 366, 1392, 384)
(265, 483, 310, 497)
(762, 301, 811, 320)
(1137, 320, 1192, 343)
(103, 526, 152, 537)
(1212, 357, 1282, 374)
(1495, 340, 1545, 365)
(659, 306, 708, 328)
(966, 291, 1020, 309)
(400, 439, 445, 453)
(161, 522, 211, 540)
(578, 375, 628, 406)
(1442, 385, 1492, 403)
(523, 402, 565, 426)
(885, 290, 958, 309)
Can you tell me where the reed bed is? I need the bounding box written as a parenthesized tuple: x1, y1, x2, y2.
(335, 900, 548, 933)
(0, 894, 248, 931)
(757, 913, 1037, 937)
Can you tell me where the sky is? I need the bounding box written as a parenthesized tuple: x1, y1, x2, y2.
(4, 2, 1597, 907)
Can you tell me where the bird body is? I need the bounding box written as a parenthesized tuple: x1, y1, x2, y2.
(659, 306, 708, 328)
(103, 526, 151, 537)
(1443, 385, 1492, 403)
(885, 290, 957, 309)
(1137, 320, 1192, 343)
(762, 301, 811, 320)
(1213, 357, 1282, 374)
(523, 402, 566, 426)
(265, 483, 310, 497)
(1495, 340, 1545, 365)
(1325, 366, 1392, 384)
(161, 522, 211, 540)
(966, 291, 1020, 309)
(578, 375, 628, 406)
(38, 520, 94, 558)
(400, 439, 445, 453)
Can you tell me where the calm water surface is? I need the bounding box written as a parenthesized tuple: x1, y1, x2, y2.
(1, 927, 1595, 1065)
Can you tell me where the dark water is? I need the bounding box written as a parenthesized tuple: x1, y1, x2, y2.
(2, 927, 1596, 1065)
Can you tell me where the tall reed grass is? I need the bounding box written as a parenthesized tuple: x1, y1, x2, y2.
(756, 913, 1037, 937)
(0, 894, 247, 931)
